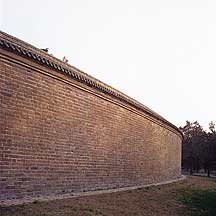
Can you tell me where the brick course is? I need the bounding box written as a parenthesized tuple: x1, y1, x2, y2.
(0, 31, 182, 201)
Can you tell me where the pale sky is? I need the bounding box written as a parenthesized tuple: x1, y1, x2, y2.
(1, 0, 216, 130)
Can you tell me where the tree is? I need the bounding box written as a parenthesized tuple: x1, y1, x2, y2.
(203, 122, 216, 176)
(180, 121, 216, 177)
(180, 121, 206, 174)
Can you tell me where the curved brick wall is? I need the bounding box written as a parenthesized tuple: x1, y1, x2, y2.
(0, 31, 182, 201)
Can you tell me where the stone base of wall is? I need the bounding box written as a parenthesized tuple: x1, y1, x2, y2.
(0, 175, 186, 207)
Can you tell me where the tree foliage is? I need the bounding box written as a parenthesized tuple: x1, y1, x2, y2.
(180, 121, 216, 176)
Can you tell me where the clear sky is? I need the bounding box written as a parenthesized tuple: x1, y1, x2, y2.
(1, 0, 216, 130)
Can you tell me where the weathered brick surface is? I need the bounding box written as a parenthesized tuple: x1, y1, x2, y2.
(0, 32, 182, 201)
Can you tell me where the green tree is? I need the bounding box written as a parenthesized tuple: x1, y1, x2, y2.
(180, 121, 216, 177)
(180, 121, 206, 174)
(203, 122, 216, 176)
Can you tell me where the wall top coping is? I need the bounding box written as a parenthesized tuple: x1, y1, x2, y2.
(0, 30, 183, 138)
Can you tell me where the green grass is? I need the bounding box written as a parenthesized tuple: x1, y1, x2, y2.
(177, 187, 216, 216)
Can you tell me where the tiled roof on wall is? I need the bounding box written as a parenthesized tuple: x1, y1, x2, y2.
(0, 31, 182, 137)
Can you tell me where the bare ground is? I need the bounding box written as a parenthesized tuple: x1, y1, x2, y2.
(0, 175, 215, 216)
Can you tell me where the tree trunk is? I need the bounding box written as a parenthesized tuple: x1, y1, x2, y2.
(190, 167, 193, 175)
(207, 168, 210, 177)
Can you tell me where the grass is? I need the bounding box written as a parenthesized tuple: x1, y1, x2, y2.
(0, 175, 216, 216)
(177, 187, 216, 216)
